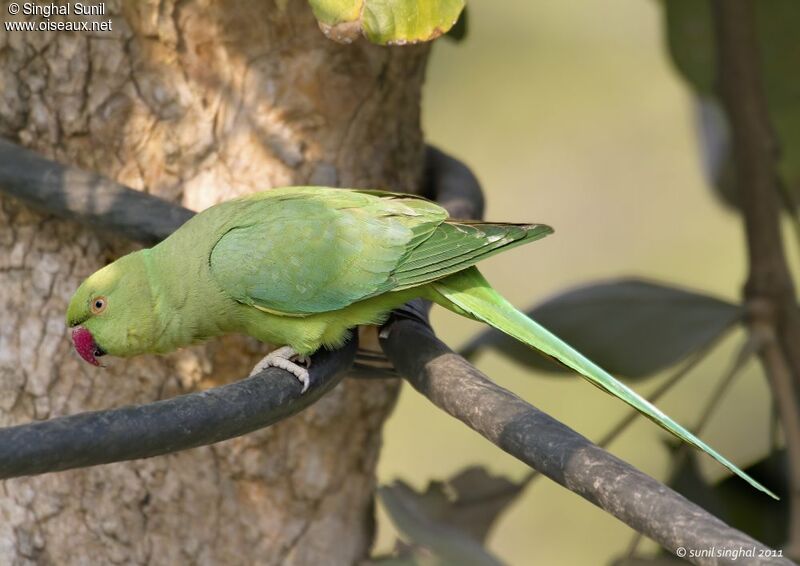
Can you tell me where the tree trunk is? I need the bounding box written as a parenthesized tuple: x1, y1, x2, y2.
(0, 2, 429, 564)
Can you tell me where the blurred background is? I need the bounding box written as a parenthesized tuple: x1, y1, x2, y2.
(375, 0, 798, 563)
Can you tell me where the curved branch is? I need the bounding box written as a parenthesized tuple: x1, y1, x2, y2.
(0, 138, 193, 245)
(0, 340, 355, 479)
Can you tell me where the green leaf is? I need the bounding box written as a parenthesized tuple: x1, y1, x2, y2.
(660, 0, 800, 211)
(460, 279, 741, 380)
(379, 467, 526, 566)
(309, 0, 363, 24)
(307, 0, 465, 45)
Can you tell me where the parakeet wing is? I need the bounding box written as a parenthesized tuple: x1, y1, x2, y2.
(209, 189, 444, 314)
(392, 221, 552, 289)
(209, 188, 551, 315)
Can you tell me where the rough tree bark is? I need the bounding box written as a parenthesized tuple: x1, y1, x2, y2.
(0, 1, 429, 564)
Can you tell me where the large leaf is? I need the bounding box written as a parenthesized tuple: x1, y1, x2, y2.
(402, 467, 525, 544)
(378, 467, 526, 566)
(379, 483, 503, 566)
(308, 0, 465, 45)
(660, 0, 800, 211)
(460, 279, 741, 379)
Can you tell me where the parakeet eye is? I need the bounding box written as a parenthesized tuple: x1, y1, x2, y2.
(90, 296, 107, 314)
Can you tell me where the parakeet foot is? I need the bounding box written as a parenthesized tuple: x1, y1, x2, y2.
(250, 346, 312, 393)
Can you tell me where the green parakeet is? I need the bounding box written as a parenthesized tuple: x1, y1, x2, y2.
(66, 187, 776, 499)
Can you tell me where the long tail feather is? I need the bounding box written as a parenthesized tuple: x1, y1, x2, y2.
(431, 267, 777, 499)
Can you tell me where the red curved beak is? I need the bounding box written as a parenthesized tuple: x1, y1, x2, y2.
(72, 326, 105, 366)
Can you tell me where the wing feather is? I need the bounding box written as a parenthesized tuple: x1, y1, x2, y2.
(208, 187, 552, 315)
(209, 188, 445, 314)
(392, 222, 552, 289)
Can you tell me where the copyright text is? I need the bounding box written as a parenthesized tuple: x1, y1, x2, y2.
(676, 546, 783, 561)
(5, 3, 112, 33)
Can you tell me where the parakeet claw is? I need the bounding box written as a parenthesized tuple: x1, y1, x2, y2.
(250, 346, 311, 393)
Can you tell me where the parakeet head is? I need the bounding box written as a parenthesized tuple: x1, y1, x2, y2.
(66, 251, 158, 365)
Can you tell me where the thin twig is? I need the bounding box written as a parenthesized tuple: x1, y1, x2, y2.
(694, 331, 763, 435)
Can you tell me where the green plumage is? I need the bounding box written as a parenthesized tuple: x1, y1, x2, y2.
(66, 186, 776, 499)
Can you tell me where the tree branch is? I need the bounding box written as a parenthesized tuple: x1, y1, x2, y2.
(0, 340, 354, 479)
(713, 1, 800, 557)
(0, 139, 193, 246)
(421, 145, 485, 220)
(0, 139, 788, 564)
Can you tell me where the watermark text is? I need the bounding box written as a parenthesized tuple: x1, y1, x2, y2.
(676, 546, 783, 561)
(5, 3, 112, 33)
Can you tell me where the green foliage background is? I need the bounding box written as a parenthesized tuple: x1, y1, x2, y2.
(375, 0, 800, 563)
